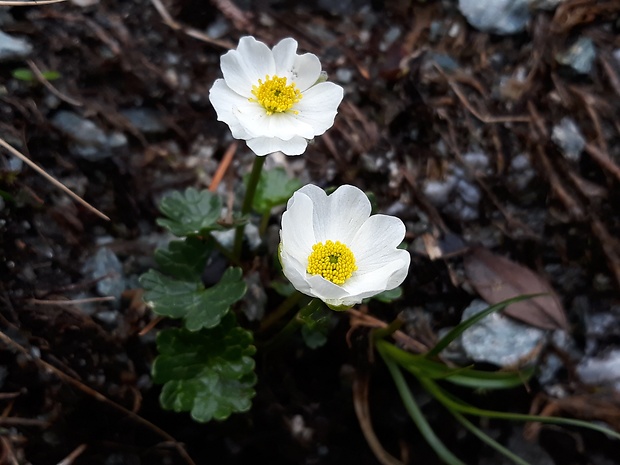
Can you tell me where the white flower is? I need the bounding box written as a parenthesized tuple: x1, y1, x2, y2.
(209, 36, 344, 156)
(279, 184, 411, 309)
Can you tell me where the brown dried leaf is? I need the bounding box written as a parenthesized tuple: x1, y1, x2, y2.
(464, 247, 569, 331)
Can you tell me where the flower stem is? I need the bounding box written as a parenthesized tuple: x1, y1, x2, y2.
(259, 291, 303, 332)
(233, 155, 266, 260)
(260, 298, 321, 353)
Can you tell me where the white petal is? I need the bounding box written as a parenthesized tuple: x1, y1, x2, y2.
(208, 79, 251, 139)
(332, 259, 410, 308)
(246, 135, 308, 156)
(236, 36, 276, 86)
(234, 107, 315, 140)
(295, 82, 344, 135)
(345, 252, 410, 297)
(297, 185, 371, 244)
(280, 249, 313, 296)
(350, 215, 406, 269)
(271, 38, 321, 92)
(272, 38, 297, 77)
(290, 53, 322, 91)
(281, 192, 316, 264)
(220, 50, 255, 98)
(307, 274, 350, 301)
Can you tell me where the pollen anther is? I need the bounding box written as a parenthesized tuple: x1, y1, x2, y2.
(307, 240, 357, 285)
(250, 75, 302, 115)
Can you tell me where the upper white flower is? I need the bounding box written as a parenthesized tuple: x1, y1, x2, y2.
(209, 36, 344, 156)
(280, 184, 411, 308)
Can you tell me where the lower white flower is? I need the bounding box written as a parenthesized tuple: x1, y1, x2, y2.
(209, 36, 344, 156)
(280, 184, 411, 309)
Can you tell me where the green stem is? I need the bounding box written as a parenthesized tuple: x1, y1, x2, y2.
(259, 211, 270, 236)
(233, 155, 266, 260)
(260, 299, 321, 353)
(259, 291, 303, 332)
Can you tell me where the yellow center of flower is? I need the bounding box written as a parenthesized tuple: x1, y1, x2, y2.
(250, 75, 302, 115)
(306, 240, 357, 285)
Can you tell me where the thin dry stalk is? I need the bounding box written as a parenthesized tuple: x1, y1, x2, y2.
(138, 316, 163, 336)
(27, 59, 82, 107)
(0, 0, 66, 5)
(149, 0, 233, 49)
(0, 437, 19, 465)
(209, 141, 237, 192)
(346, 308, 428, 354)
(56, 444, 88, 465)
(27, 296, 115, 305)
(353, 372, 404, 465)
(0, 137, 110, 221)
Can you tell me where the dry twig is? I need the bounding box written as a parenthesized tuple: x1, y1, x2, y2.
(0, 137, 110, 221)
(149, 0, 233, 49)
(56, 444, 88, 465)
(346, 308, 428, 354)
(27, 296, 115, 305)
(209, 141, 237, 192)
(353, 372, 404, 465)
(27, 60, 82, 106)
(0, 0, 66, 5)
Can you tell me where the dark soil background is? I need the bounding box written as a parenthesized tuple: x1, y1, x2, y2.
(1, 0, 620, 464)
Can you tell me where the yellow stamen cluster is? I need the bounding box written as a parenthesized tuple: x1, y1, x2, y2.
(250, 75, 302, 115)
(307, 240, 357, 285)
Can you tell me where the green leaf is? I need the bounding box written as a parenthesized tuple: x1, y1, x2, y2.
(377, 344, 467, 465)
(368, 287, 403, 303)
(157, 188, 222, 237)
(379, 342, 533, 390)
(12, 69, 35, 81)
(12, 68, 61, 82)
(271, 280, 295, 297)
(297, 299, 332, 349)
(153, 313, 257, 422)
(301, 325, 328, 349)
(250, 167, 302, 215)
(155, 237, 213, 282)
(416, 374, 620, 441)
(297, 299, 331, 331)
(43, 71, 61, 80)
(141, 267, 246, 330)
(451, 411, 529, 465)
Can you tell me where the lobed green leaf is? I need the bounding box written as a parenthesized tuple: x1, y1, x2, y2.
(157, 188, 222, 236)
(250, 168, 302, 215)
(141, 267, 246, 331)
(153, 313, 257, 422)
(154, 237, 213, 282)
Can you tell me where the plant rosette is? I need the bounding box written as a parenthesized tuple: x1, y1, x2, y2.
(209, 36, 344, 156)
(279, 184, 411, 309)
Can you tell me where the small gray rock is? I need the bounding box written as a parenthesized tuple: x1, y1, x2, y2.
(576, 349, 620, 390)
(51, 111, 127, 160)
(552, 117, 585, 162)
(458, 0, 530, 35)
(82, 247, 125, 301)
(556, 37, 596, 75)
(0, 30, 33, 62)
(460, 299, 547, 366)
(423, 179, 455, 207)
(120, 108, 166, 134)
